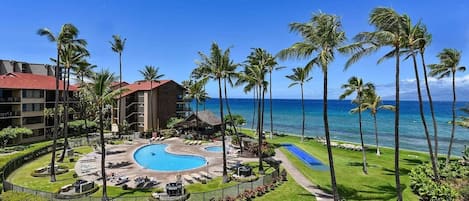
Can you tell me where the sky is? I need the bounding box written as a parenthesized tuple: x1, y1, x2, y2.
(1, 0, 468, 100)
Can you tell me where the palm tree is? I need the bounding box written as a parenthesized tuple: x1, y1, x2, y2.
(415, 23, 440, 164)
(38, 24, 86, 182)
(195, 42, 232, 183)
(86, 69, 123, 201)
(184, 79, 209, 131)
(243, 49, 270, 174)
(110, 34, 126, 135)
(139, 65, 165, 134)
(73, 62, 96, 143)
(339, 77, 374, 174)
(286, 67, 312, 142)
(55, 44, 89, 162)
(357, 90, 394, 156)
(429, 48, 466, 164)
(278, 12, 345, 200)
(339, 8, 406, 199)
(401, 17, 439, 180)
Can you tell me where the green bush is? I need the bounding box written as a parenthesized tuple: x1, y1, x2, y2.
(460, 185, 469, 201)
(409, 162, 459, 200)
(0, 191, 48, 201)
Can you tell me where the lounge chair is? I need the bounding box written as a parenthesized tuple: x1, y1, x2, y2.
(160, 137, 165, 141)
(183, 175, 193, 183)
(199, 171, 211, 179)
(191, 173, 201, 180)
(116, 176, 129, 185)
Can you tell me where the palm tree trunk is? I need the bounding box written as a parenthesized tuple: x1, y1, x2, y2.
(257, 85, 264, 174)
(118, 52, 122, 136)
(269, 71, 273, 139)
(446, 71, 457, 164)
(99, 108, 108, 201)
(150, 81, 153, 133)
(411, 52, 439, 180)
(419, 52, 439, 165)
(218, 78, 228, 183)
(251, 89, 256, 129)
(373, 113, 380, 155)
(50, 46, 60, 182)
(82, 76, 89, 145)
(301, 84, 305, 142)
(358, 93, 368, 174)
(394, 45, 402, 201)
(196, 100, 199, 130)
(224, 79, 243, 152)
(323, 68, 339, 200)
(59, 67, 70, 162)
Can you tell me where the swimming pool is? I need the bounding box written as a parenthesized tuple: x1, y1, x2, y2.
(133, 144, 207, 171)
(282, 144, 328, 171)
(204, 146, 223, 152)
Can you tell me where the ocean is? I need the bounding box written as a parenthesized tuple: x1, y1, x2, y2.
(193, 98, 469, 155)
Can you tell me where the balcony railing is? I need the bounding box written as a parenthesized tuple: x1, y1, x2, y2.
(176, 106, 191, 111)
(0, 97, 21, 102)
(0, 111, 21, 118)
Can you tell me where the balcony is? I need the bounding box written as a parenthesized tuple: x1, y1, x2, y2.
(0, 111, 21, 119)
(0, 97, 21, 103)
(176, 106, 192, 112)
(22, 111, 44, 117)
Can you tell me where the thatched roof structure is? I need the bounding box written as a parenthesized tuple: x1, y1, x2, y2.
(175, 110, 222, 128)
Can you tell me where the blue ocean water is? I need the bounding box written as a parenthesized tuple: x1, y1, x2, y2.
(194, 98, 469, 155)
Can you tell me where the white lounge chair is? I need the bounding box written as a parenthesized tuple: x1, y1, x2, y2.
(183, 175, 193, 183)
(199, 171, 211, 179)
(191, 173, 201, 180)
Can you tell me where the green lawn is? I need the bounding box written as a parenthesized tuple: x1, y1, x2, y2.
(0, 141, 52, 170)
(7, 146, 93, 192)
(91, 186, 158, 198)
(254, 174, 316, 201)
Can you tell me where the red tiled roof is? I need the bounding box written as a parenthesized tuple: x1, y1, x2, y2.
(0, 73, 77, 91)
(119, 80, 171, 97)
(111, 81, 129, 88)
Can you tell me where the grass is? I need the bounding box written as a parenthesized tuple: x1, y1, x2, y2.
(239, 127, 433, 200)
(254, 174, 316, 201)
(185, 176, 239, 193)
(91, 186, 159, 198)
(7, 146, 93, 192)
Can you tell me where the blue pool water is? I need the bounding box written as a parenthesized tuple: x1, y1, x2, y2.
(205, 146, 223, 152)
(134, 144, 207, 171)
(282, 144, 328, 171)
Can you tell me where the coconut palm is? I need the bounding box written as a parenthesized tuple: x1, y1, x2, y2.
(195, 42, 232, 183)
(53, 44, 89, 162)
(278, 12, 345, 200)
(339, 77, 374, 174)
(184, 79, 209, 131)
(286, 67, 312, 142)
(414, 23, 441, 164)
(339, 8, 406, 199)
(243, 49, 271, 174)
(85, 69, 123, 201)
(38, 23, 87, 182)
(73, 62, 96, 143)
(110, 34, 126, 134)
(139, 65, 165, 133)
(400, 17, 440, 180)
(428, 48, 466, 164)
(355, 90, 395, 156)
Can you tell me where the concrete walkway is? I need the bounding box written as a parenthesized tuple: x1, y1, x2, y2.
(273, 149, 333, 201)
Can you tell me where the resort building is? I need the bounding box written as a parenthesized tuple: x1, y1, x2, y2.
(0, 59, 75, 144)
(112, 80, 191, 133)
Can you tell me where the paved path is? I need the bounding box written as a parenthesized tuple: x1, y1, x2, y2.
(273, 149, 333, 201)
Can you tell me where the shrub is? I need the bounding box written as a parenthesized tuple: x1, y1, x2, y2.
(122, 184, 129, 190)
(460, 185, 469, 201)
(72, 173, 78, 178)
(409, 162, 459, 200)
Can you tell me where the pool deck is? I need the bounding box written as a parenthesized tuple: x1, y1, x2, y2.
(75, 137, 257, 188)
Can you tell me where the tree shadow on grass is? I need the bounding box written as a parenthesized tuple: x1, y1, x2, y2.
(346, 162, 379, 168)
(327, 183, 408, 200)
(113, 188, 154, 198)
(403, 158, 423, 165)
(382, 167, 411, 176)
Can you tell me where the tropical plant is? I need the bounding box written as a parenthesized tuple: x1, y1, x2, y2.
(194, 42, 231, 183)
(401, 17, 439, 180)
(409, 162, 459, 201)
(356, 89, 395, 156)
(261, 49, 282, 140)
(85, 69, 124, 200)
(184, 79, 209, 131)
(428, 48, 466, 164)
(0, 127, 33, 148)
(285, 67, 312, 142)
(339, 8, 407, 199)
(224, 114, 246, 136)
(139, 65, 165, 133)
(339, 76, 374, 174)
(37, 23, 86, 182)
(278, 12, 345, 200)
(110, 34, 126, 135)
(73, 61, 96, 143)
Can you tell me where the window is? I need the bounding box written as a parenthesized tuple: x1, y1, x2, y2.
(22, 103, 44, 112)
(22, 116, 43, 125)
(22, 90, 43, 98)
